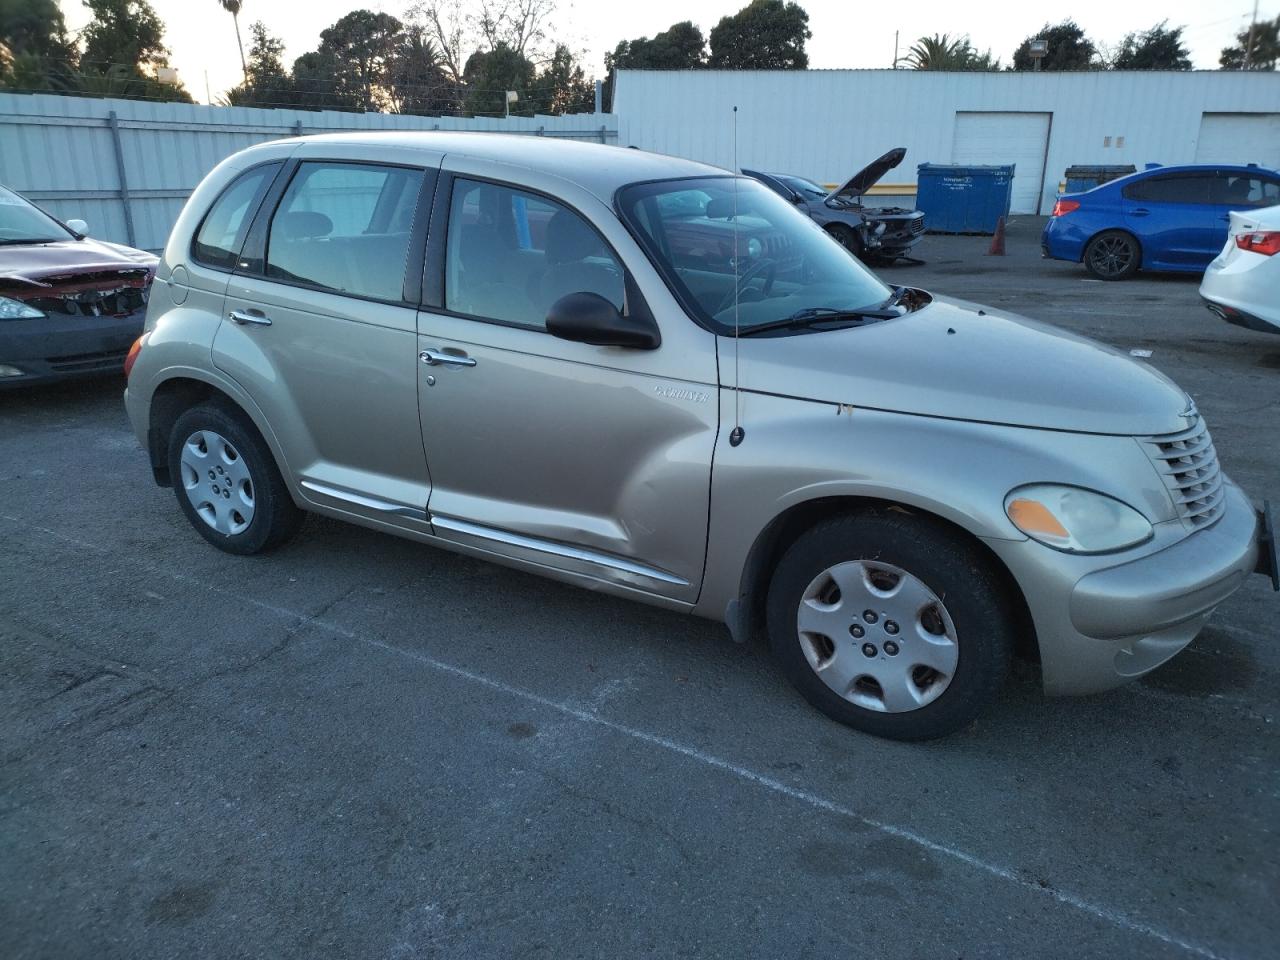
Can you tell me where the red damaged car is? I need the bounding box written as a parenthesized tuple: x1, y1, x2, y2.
(0, 185, 157, 387)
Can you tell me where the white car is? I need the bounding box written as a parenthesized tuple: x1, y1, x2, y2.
(1200, 203, 1280, 334)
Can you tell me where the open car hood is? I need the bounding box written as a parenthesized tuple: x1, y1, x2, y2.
(827, 147, 907, 203)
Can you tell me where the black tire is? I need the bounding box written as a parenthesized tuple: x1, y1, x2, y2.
(826, 224, 864, 260)
(1084, 230, 1141, 280)
(167, 402, 303, 555)
(765, 509, 1014, 741)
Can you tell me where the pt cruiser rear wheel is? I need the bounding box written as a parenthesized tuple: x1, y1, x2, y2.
(168, 403, 303, 555)
(766, 510, 1014, 741)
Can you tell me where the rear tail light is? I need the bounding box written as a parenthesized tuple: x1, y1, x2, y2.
(1051, 199, 1080, 217)
(1236, 230, 1280, 256)
(124, 334, 146, 378)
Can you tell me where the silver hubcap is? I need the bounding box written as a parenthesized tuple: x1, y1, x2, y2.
(796, 560, 959, 713)
(179, 430, 255, 535)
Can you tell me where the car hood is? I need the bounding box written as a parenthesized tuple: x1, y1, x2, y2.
(0, 237, 157, 288)
(827, 147, 906, 203)
(739, 295, 1192, 436)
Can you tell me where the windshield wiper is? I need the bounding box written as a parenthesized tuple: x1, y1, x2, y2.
(0, 238, 60, 246)
(737, 305, 902, 337)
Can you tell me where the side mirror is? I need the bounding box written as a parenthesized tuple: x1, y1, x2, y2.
(546, 292, 660, 350)
(66, 218, 89, 236)
(790, 194, 806, 205)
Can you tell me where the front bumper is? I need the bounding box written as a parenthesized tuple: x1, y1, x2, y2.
(0, 307, 144, 387)
(987, 481, 1264, 696)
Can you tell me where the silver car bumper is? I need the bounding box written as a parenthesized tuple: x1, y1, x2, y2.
(987, 480, 1261, 696)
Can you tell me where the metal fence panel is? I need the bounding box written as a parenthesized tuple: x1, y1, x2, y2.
(0, 93, 618, 251)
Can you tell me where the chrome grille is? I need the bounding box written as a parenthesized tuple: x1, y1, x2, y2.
(1144, 417, 1225, 529)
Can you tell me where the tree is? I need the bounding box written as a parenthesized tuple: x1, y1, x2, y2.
(602, 21, 706, 110)
(389, 24, 454, 115)
(0, 0, 80, 91)
(1111, 21, 1191, 70)
(79, 0, 193, 101)
(290, 49, 353, 109)
(81, 0, 171, 74)
(405, 0, 468, 85)
(1012, 20, 1097, 71)
(541, 43, 592, 114)
(225, 20, 290, 107)
(475, 0, 552, 59)
(217, 1, 247, 82)
(900, 33, 999, 71)
(708, 0, 810, 69)
(316, 9, 406, 112)
(462, 41, 534, 115)
(1219, 16, 1280, 70)
(606, 21, 706, 71)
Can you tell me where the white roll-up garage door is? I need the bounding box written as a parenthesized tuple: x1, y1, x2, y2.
(951, 112, 1052, 215)
(1195, 113, 1280, 167)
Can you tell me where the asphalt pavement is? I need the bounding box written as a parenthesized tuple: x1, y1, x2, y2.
(2, 216, 1277, 960)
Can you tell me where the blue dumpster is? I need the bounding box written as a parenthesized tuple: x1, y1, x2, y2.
(1063, 164, 1136, 194)
(915, 164, 1014, 234)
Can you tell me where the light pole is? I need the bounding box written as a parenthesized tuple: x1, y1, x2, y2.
(1029, 38, 1048, 71)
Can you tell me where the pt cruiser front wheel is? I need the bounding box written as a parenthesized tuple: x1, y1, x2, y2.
(766, 511, 1015, 741)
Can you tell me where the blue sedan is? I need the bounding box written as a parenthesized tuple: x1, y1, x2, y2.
(1041, 164, 1280, 280)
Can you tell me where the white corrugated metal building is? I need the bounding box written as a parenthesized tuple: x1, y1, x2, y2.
(613, 70, 1280, 215)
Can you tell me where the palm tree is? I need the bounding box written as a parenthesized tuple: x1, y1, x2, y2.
(217, 1, 247, 81)
(901, 34, 975, 70)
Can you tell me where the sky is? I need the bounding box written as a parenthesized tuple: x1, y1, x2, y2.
(57, 0, 1274, 105)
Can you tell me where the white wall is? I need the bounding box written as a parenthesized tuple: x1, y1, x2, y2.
(614, 70, 1280, 215)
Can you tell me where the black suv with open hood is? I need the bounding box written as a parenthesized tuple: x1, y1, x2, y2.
(744, 147, 925, 264)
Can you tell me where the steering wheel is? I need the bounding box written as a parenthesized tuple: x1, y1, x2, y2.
(715, 257, 777, 314)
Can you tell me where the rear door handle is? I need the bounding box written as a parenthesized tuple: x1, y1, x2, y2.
(229, 309, 271, 326)
(419, 349, 476, 368)
(1129, 208, 1150, 217)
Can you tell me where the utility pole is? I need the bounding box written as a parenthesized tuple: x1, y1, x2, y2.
(893, 30, 899, 68)
(1244, 0, 1259, 69)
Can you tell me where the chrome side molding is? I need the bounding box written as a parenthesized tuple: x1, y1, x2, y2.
(430, 513, 689, 587)
(299, 479, 428, 521)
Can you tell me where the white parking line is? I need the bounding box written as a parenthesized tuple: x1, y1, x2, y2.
(0, 513, 1239, 960)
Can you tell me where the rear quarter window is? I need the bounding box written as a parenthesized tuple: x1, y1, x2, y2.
(192, 163, 281, 270)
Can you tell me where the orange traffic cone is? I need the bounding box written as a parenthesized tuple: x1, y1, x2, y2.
(987, 216, 1006, 256)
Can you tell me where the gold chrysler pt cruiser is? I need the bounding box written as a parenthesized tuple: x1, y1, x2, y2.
(124, 133, 1276, 740)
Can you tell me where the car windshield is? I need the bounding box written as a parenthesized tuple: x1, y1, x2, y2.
(0, 186, 72, 244)
(778, 176, 828, 200)
(617, 176, 891, 334)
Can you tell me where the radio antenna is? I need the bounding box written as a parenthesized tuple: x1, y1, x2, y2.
(729, 105, 745, 447)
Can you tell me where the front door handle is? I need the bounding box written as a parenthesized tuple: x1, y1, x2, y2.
(419, 349, 476, 368)
(1129, 208, 1150, 217)
(228, 309, 272, 326)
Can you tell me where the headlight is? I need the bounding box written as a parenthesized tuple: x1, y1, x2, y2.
(1005, 484, 1153, 554)
(0, 296, 44, 321)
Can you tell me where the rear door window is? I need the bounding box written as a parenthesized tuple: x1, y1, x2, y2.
(192, 163, 281, 269)
(265, 161, 424, 302)
(1125, 174, 1212, 204)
